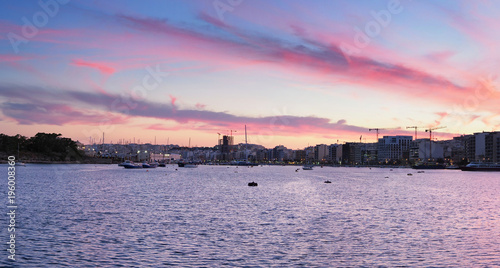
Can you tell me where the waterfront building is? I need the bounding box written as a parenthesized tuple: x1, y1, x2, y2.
(377, 135, 412, 163)
(327, 144, 341, 164)
(314, 144, 328, 163)
(484, 131, 500, 162)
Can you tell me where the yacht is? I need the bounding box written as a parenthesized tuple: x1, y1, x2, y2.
(460, 162, 500, 171)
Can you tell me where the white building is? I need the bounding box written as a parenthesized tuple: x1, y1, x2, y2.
(378, 136, 413, 162)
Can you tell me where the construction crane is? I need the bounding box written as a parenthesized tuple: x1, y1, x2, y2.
(368, 128, 399, 142)
(425, 126, 446, 160)
(406, 126, 420, 140)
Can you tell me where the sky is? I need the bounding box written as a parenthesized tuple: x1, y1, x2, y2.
(2, 0, 500, 148)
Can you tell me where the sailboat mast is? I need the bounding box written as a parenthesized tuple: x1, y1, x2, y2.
(245, 125, 248, 161)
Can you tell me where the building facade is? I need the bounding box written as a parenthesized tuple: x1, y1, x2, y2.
(377, 136, 412, 163)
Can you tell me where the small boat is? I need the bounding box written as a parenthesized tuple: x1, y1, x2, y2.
(248, 181, 258, 187)
(302, 165, 314, 170)
(407, 173, 413, 176)
(119, 160, 133, 166)
(460, 162, 500, 171)
(324, 180, 332, 183)
(142, 162, 158, 168)
(123, 162, 142, 169)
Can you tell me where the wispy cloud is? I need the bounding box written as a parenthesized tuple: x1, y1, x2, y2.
(71, 59, 116, 75)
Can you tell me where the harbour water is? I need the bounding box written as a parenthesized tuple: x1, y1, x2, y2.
(2, 164, 500, 267)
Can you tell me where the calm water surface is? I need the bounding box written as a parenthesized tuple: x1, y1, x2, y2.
(1, 164, 499, 267)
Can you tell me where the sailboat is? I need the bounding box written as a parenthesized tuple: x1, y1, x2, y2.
(15, 143, 26, 166)
(233, 125, 258, 166)
(178, 138, 198, 168)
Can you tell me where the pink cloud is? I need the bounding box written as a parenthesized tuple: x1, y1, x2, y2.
(71, 59, 115, 75)
(169, 95, 177, 106)
(116, 12, 478, 109)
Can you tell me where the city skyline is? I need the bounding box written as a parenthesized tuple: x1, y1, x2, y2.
(2, 1, 500, 148)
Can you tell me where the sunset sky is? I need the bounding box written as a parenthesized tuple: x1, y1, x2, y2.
(2, 0, 500, 148)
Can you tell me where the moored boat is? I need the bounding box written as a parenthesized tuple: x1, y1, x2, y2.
(119, 160, 133, 166)
(142, 162, 158, 168)
(302, 165, 314, 170)
(123, 162, 142, 169)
